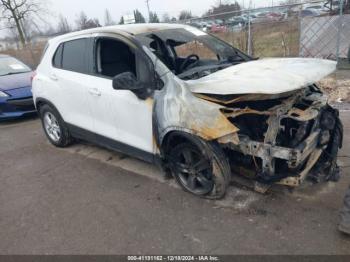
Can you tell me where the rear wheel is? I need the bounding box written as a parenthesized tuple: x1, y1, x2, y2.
(39, 104, 72, 147)
(167, 136, 231, 199)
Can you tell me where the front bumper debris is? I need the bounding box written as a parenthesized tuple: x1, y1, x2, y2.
(216, 86, 343, 187)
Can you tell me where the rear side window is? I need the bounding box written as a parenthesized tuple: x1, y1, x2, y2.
(52, 38, 90, 74)
(53, 44, 63, 68)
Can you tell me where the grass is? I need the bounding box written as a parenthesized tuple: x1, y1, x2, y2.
(213, 18, 300, 58)
(1, 42, 46, 69)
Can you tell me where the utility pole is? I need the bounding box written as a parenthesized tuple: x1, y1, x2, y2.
(145, 0, 151, 22)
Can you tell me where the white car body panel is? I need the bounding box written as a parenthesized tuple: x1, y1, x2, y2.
(33, 31, 154, 154)
(52, 68, 95, 132)
(186, 58, 336, 95)
(87, 76, 154, 153)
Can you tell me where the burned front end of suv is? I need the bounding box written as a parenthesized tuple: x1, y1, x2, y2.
(199, 85, 343, 187)
(139, 26, 342, 190)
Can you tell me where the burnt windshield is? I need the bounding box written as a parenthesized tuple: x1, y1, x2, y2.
(136, 28, 251, 79)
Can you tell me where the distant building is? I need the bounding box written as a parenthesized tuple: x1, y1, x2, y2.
(123, 14, 136, 24)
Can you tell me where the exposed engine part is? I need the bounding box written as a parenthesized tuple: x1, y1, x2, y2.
(215, 86, 343, 187)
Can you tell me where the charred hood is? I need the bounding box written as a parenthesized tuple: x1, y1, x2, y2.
(186, 58, 336, 95)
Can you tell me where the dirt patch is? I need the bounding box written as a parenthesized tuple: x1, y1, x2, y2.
(318, 72, 350, 103)
(2, 42, 46, 68)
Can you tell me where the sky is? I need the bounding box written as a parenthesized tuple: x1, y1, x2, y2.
(0, 0, 283, 36)
(50, 0, 282, 25)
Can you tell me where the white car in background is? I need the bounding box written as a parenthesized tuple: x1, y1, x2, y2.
(303, 3, 329, 15)
(33, 24, 343, 199)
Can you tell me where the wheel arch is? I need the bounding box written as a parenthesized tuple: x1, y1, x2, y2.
(161, 128, 232, 199)
(160, 128, 210, 157)
(35, 98, 61, 117)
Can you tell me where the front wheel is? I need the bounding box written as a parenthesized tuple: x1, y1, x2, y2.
(167, 136, 231, 199)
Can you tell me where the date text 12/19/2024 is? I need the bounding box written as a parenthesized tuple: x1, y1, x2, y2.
(127, 256, 220, 261)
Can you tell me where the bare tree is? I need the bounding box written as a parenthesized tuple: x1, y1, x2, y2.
(161, 13, 171, 23)
(57, 14, 71, 34)
(149, 11, 159, 23)
(75, 11, 101, 30)
(75, 11, 88, 30)
(104, 9, 115, 26)
(178, 10, 192, 21)
(203, 1, 241, 19)
(214, 0, 234, 6)
(134, 9, 146, 23)
(0, 0, 46, 46)
(4, 20, 20, 48)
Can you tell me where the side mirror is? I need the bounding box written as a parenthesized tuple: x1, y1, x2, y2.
(112, 72, 143, 91)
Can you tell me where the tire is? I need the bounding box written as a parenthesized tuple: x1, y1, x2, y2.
(166, 135, 231, 199)
(39, 104, 73, 147)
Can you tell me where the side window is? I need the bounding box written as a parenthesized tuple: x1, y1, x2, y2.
(95, 38, 136, 78)
(52, 44, 63, 68)
(61, 39, 89, 73)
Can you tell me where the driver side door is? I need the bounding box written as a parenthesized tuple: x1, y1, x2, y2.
(86, 34, 156, 160)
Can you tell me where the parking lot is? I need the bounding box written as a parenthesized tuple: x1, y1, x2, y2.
(0, 110, 350, 255)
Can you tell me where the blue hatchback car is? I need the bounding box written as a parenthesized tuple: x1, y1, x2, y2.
(0, 54, 36, 120)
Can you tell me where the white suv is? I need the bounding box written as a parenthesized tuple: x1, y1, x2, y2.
(33, 24, 343, 199)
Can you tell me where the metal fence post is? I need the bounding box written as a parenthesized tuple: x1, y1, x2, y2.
(336, 0, 344, 62)
(298, 7, 303, 57)
(247, 9, 251, 56)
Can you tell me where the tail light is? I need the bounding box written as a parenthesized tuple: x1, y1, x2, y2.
(30, 71, 37, 84)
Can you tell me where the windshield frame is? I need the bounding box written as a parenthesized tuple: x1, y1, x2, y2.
(136, 28, 252, 60)
(135, 28, 253, 79)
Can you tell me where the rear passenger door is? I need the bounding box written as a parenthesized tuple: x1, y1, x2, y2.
(51, 36, 95, 132)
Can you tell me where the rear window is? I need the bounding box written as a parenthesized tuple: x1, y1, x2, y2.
(53, 44, 63, 68)
(52, 38, 89, 74)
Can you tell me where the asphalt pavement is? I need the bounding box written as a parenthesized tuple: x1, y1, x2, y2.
(0, 112, 350, 255)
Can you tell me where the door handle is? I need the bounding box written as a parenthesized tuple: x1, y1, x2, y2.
(50, 74, 58, 81)
(88, 88, 101, 97)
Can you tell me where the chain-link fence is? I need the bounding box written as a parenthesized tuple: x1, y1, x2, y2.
(1, 0, 349, 67)
(179, 0, 350, 61)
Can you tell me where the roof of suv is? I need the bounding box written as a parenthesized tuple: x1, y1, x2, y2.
(50, 23, 193, 44)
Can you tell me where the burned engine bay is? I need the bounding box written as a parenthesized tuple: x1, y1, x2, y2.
(196, 85, 343, 187)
